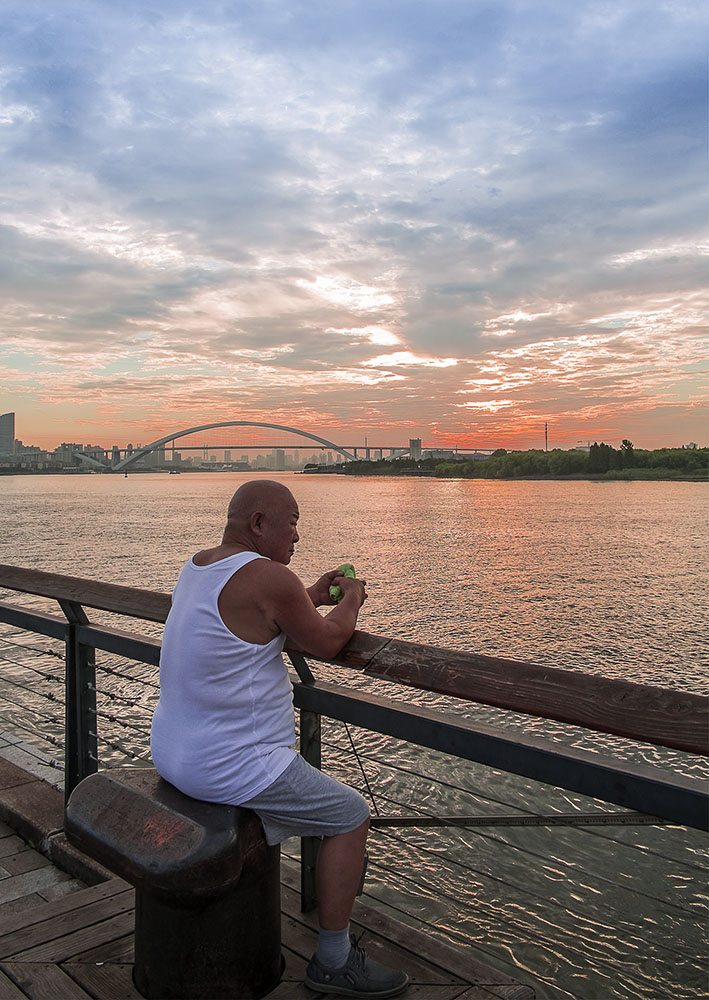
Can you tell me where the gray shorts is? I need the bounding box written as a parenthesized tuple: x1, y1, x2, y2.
(240, 754, 370, 846)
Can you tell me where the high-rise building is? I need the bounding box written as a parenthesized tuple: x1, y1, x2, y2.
(0, 412, 15, 455)
(409, 438, 422, 461)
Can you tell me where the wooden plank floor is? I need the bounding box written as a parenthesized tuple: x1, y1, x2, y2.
(0, 823, 534, 1000)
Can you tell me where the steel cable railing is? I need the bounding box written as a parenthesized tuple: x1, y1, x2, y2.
(97, 734, 152, 762)
(95, 706, 153, 736)
(315, 726, 704, 873)
(0, 627, 703, 877)
(0, 705, 65, 757)
(0, 626, 159, 771)
(0, 643, 65, 677)
(0, 669, 63, 705)
(94, 659, 160, 690)
(95, 685, 152, 711)
(0, 635, 65, 659)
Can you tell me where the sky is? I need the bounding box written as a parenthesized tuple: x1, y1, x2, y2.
(1, 0, 707, 452)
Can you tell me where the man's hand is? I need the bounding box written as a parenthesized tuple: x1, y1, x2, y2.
(335, 573, 367, 608)
(307, 568, 352, 607)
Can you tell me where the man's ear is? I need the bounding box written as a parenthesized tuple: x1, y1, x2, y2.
(250, 510, 264, 535)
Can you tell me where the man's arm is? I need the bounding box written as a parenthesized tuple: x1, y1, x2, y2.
(268, 564, 366, 659)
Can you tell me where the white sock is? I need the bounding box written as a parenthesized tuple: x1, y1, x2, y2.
(316, 925, 352, 969)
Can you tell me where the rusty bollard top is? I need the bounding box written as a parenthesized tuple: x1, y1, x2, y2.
(65, 768, 266, 906)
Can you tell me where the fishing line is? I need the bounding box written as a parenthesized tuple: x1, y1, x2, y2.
(343, 721, 380, 816)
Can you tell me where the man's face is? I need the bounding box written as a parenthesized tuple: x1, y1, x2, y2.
(261, 494, 300, 565)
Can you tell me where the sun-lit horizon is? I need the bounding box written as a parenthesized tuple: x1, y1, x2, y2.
(10, 409, 706, 455)
(1, 2, 707, 454)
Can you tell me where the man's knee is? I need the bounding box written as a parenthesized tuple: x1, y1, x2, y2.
(348, 813, 370, 839)
(322, 814, 369, 846)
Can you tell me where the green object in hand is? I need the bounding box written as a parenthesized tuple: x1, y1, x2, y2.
(329, 563, 356, 603)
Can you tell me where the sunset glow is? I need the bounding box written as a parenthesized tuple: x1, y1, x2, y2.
(1, 1, 706, 452)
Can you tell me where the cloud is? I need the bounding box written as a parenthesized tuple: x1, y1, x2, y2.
(362, 351, 458, 369)
(0, 0, 707, 448)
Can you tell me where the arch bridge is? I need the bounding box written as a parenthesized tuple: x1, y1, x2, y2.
(112, 421, 365, 471)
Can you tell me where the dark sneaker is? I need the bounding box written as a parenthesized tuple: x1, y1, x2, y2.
(305, 938, 409, 997)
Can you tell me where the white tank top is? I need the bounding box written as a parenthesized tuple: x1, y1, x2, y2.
(151, 551, 296, 803)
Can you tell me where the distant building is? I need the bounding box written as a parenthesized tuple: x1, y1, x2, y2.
(0, 412, 15, 455)
(422, 448, 468, 462)
(409, 438, 422, 461)
(54, 442, 85, 465)
(84, 444, 107, 463)
(138, 445, 166, 468)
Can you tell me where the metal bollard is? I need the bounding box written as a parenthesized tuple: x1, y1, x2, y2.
(66, 768, 282, 999)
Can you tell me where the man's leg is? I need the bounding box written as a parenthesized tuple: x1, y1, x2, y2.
(239, 758, 408, 996)
(316, 817, 370, 929)
(307, 817, 408, 996)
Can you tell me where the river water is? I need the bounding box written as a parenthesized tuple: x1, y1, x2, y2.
(1, 472, 707, 999)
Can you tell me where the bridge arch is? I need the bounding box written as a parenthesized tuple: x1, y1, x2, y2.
(114, 421, 357, 471)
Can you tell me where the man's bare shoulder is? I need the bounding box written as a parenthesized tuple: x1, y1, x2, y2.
(191, 544, 249, 566)
(191, 546, 218, 566)
(216, 557, 306, 643)
(237, 557, 303, 592)
(218, 554, 302, 596)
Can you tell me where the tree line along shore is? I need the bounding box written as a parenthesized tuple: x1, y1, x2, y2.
(338, 443, 708, 481)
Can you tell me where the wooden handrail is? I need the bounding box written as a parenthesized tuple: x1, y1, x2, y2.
(1, 563, 707, 755)
(0, 563, 171, 622)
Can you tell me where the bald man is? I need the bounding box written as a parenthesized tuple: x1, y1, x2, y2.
(151, 481, 408, 998)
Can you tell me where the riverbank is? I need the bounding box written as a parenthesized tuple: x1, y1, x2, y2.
(336, 444, 708, 481)
(0, 467, 258, 476)
(305, 466, 707, 481)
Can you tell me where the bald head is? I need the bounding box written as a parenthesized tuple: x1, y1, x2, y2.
(226, 480, 296, 528)
(221, 481, 300, 565)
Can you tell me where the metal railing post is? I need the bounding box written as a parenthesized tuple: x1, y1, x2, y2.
(60, 600, 98, 801)
(300, 707, 321, 912)
(287, 650, 322, 912)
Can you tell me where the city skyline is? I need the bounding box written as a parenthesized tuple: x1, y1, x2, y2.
(2, 409, 466, 457)
(1, 1, 707, 451)
(4, 407, 703, 462)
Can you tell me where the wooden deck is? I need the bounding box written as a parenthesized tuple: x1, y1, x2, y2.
(0, 835, 533, 1000)
(0, 756, 535, 1000)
